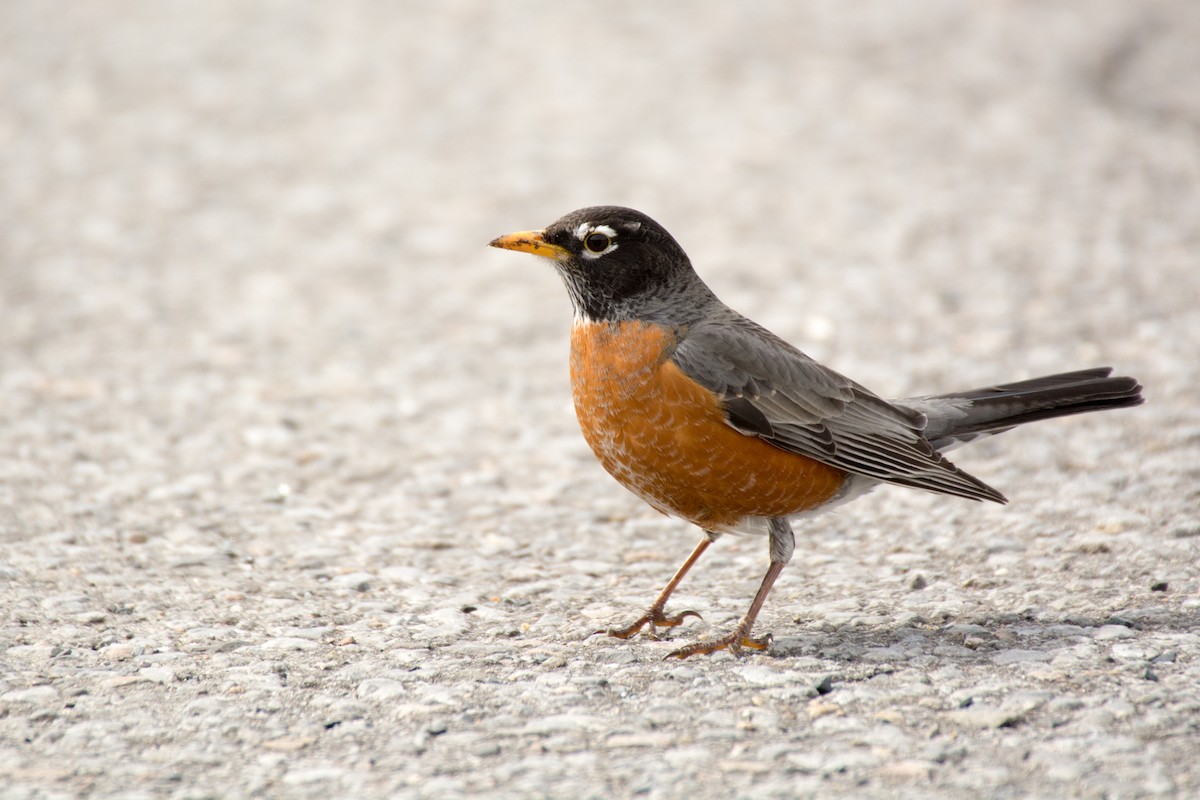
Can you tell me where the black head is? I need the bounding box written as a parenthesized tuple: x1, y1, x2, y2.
(490, 206, 714, 323)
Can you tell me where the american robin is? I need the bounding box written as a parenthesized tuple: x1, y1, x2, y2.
(489, 206, 1143, 659)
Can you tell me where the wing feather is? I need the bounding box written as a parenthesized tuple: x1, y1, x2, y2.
(671, 317, 1006, 503)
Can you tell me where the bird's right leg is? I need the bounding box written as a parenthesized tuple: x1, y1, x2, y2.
(605, 532, 717, 640)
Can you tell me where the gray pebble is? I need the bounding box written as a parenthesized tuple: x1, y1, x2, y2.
(1095, 625, 1138, 641)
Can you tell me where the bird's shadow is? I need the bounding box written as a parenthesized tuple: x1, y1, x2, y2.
(581, 605, 1193, 669)
(760, 606, 1195, 667)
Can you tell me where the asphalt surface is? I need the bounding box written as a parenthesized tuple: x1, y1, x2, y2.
(1, 2, 1198, 798)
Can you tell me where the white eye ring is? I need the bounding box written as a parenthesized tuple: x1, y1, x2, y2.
(575, 223, 619, 259)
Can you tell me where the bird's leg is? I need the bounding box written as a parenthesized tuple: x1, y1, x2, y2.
(664, 560, 784, 657)
(666, 518, 794, 659)
(605, 533, 716, 640)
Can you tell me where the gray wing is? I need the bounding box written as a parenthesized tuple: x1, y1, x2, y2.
(670, 317, 1006, 503)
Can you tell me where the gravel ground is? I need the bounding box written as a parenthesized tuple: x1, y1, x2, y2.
(2, 2, 1198, 798)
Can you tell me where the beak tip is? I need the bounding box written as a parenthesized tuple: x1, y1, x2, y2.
(488, 229, 562, 259)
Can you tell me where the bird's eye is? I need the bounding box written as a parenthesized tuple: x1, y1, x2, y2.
(575, 223, 619, 259)
(584, 232, 611, 253)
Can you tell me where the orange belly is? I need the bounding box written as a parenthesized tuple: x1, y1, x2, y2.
(569, 319, 847, 531)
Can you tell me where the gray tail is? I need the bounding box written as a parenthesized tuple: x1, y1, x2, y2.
(919, 367, 1143, 451)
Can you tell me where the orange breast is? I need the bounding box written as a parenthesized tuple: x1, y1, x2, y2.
(569, 319, 847, 531)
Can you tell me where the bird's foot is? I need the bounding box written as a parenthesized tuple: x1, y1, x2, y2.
(665, 629, 772, 659)
(602, 607, 702, 640)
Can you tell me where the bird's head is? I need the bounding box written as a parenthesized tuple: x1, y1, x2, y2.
(489, 206, 710, 323)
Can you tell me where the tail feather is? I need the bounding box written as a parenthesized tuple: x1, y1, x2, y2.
(906, 367, 1143, 451)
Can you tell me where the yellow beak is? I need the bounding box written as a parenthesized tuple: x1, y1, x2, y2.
(488, 230, 570, 261)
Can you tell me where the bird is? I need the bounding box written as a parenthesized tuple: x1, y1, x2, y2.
(488, 206, 1143, 659)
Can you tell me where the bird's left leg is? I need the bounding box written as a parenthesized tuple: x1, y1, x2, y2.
(666, 518, 793, 658)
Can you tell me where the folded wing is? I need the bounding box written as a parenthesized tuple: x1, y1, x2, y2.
(670, 317, 1007, 503)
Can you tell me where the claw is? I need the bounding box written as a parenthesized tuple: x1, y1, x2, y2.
(602, 607, 703, 640)
(665, 630, 773, 660)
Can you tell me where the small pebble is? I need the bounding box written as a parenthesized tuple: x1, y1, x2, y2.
(1095, 625, 1137, 641)
(102, 644, 136, 662)
(807, 702, 841, 720)
(471, 741, 502, 757)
